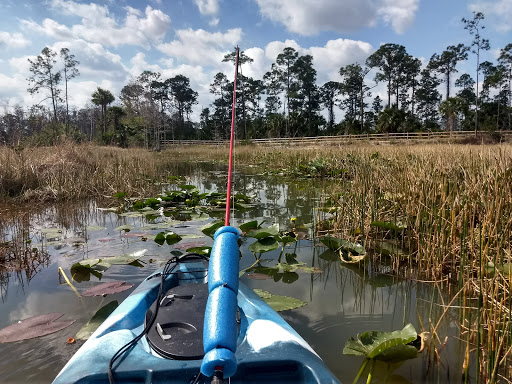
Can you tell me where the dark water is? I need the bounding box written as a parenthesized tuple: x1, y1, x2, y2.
(0, 163, 469, 383)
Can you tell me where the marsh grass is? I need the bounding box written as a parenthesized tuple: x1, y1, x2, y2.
(273, 143, 512, 383)
(180, 143, 512, 381)
(0, 144, 182, 201)
(2, 142, 512, 380)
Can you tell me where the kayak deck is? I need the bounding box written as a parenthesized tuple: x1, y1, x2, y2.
(53, 259, 340, 384)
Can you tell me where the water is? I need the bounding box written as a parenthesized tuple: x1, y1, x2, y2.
(0, 163, 469, 383)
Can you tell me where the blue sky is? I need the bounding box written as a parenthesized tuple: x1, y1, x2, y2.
(0, 0, 510, 117)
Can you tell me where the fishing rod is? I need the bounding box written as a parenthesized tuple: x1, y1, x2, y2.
(225, 46, 239, 226)
(200, 46, 240, 384)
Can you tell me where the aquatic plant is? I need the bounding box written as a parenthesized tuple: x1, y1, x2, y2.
(343, 324, 421, 384)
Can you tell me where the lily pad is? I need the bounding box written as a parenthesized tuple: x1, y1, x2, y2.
(246, 273, 273, 280)
(65, 237, 86, 245)
(0, 313, 75, 343)
(320, 236, 365, 255)
(343, 323, 418, 362)
(100, 249, 147, 265)
(248, 237, 279, 254)
(239, 220, 259, 233)
(253, 289, 307, 312)
(185, 246, 211, 255)
(339, 251, 367, 264)
(190, 212, 210, 221)
(246, 224, 279, 239)
(118, 212, 144, 218)
(82, 281, 133, 297)
(41, 228, 63, 235)
(155, 232, 182, 246)
(75, 301, 118, 341)
(201, 221, 224, 237)
(371, 221, 407, 232)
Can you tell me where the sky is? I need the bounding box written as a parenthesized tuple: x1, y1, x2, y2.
(0, 0, 511, 119)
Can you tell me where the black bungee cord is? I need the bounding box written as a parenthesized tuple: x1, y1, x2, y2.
(108, 253, 209, 384)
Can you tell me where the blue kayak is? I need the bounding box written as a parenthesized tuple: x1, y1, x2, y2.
(53, 227, 340, 384)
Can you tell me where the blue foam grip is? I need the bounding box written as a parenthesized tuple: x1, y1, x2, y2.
(208, 226, 240, 293)
(203, 287, 238, 353)
(200, 348, 237, 378)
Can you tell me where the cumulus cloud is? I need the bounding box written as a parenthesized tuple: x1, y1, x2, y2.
(157, 28, 242, 66)
(469, 0, 512, 32)
(378, 0, 419, 34)
(262, 38, 374, 83)
(0, 31, 30, 49)
(255, 0, 418, 35)
(21, 0, 171, 47)
(5, 39, 131, 109)
(194, 0, 219, 15)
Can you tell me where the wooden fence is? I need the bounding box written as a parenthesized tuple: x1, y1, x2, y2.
(161, 130, 512, 147)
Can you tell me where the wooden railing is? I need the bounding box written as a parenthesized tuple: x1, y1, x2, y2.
(161, 130, 512, 147)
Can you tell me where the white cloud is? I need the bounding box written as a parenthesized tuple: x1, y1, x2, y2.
(469, 0, 512, 32)
(194, 0, 219, 15)
(157, 28, 242, 66)
(5, 39, 131, 109)
(21, 0, 171, 47)
(0, 31, 30, 49)
(262, 38, 374, 83)
(378, 0, 419, 34)
(309, 39, 375, 82)
(255, 0, 418, 35)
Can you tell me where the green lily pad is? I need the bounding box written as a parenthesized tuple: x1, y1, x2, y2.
(343, 323, 418, 362)
(371, 221, 407, 232)
(100, 249, 147, 265)
(118, 212, 144, 218)
(239, 220, 259, 233)
(248, 237, 279, 254)
(246, 224, 279, 239)
(155, 232, 181, 246)
(75, 301, 118, 340)
(201, 221, 223, 238)
(253, 289, 307, 312)
(320, 236, 365, 255)
(190, 212, 210, 221)
(276, 235, 297, 245)
(186, 246, 211, 255)
(41, 228, 63, 235)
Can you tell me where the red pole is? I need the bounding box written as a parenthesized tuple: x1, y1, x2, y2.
(225, 46, 239, 226)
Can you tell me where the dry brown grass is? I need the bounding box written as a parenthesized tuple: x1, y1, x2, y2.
(0, 144, 181, 201)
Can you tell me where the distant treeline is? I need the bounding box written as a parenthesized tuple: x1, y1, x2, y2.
(1, 12, 511, 147)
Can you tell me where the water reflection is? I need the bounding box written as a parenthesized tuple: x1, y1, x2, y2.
(0, 164, 469, 383)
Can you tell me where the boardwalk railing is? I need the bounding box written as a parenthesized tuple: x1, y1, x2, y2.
(161, 130, 512, 147)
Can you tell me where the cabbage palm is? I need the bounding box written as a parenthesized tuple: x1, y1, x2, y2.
(91, 87, 115, 135)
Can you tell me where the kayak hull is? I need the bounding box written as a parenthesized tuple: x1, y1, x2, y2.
(53, 260, 340, 384)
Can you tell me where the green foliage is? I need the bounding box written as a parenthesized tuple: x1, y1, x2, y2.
(76, 301, 118, 340)
(343, 324, 418, 361)
(253, 289, 307, 312)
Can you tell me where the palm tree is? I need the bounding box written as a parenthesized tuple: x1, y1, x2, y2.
(439, 97, 462, 132)
(91, 87, 115, 136)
